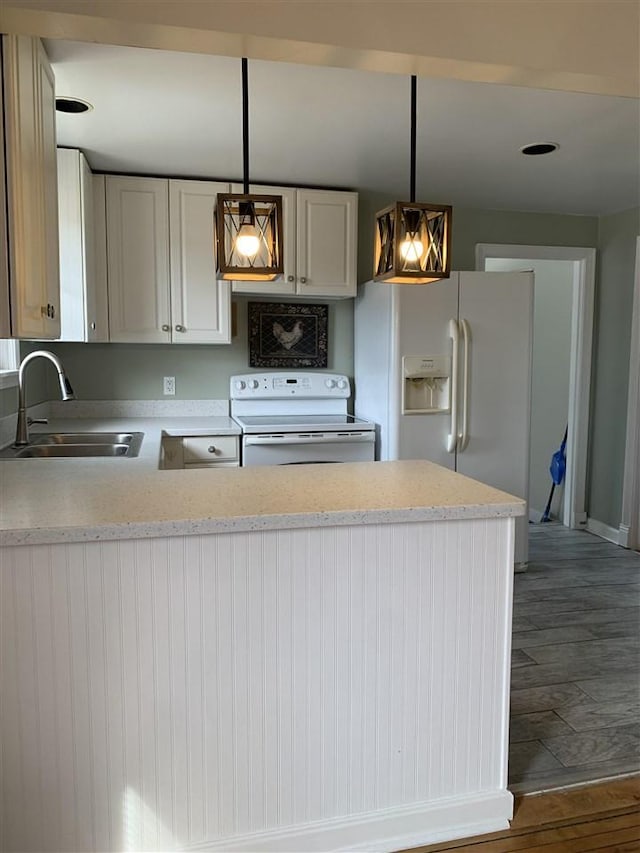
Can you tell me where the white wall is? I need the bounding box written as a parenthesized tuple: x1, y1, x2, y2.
(486, 258, 573, 521)
(589, 208, 640, 530)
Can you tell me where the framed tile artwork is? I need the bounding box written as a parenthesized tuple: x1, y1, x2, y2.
(248, 302, 328, 368)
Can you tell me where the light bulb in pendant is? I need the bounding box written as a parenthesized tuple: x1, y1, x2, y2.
(400, 236, 423, 262)
(235, 223, 260, 258)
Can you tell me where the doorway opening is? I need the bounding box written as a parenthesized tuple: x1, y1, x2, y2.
(476, 244, 596, 530)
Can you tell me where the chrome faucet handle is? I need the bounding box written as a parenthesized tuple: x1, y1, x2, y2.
(27, 417, 48, 426)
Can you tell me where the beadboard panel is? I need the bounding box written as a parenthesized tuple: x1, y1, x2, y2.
(1, 518, 514, 852)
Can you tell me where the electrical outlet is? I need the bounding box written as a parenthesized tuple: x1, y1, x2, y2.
(163, 376, 176, 396)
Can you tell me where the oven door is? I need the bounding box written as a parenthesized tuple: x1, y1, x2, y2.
(242, 431, 375, 466)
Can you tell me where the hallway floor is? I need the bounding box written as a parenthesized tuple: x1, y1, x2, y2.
(412, 776, 640, 852)
(508, 523, 640, 792)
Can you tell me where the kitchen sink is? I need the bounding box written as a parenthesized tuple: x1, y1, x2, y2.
(0, 432, 144, 459)
(30, 432, 140, 447)
(14, 444, 131, 458)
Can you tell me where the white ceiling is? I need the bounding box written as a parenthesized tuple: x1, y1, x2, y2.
(45, 39, 640, 217)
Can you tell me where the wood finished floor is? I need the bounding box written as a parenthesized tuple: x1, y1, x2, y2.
(409, 775, 640, 852)
(508, 524, 640, 793)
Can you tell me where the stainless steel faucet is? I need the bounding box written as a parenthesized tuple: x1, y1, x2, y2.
(14, 350, 75, 446)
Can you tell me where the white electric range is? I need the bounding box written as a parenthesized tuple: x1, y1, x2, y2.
(230, 372, 376, 467)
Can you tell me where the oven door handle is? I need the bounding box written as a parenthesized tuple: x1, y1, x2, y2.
(244, 432, 375, 445)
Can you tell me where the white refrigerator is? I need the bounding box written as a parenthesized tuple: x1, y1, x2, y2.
(354, 271, 534, 568)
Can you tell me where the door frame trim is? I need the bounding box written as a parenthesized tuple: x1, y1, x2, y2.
(620, 236, 640, 550)
(475, 243, 596, 530)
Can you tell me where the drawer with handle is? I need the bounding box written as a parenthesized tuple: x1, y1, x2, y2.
(182, 435, 239, 465)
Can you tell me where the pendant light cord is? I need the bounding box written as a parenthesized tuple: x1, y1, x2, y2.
(242, 57, 249, 194)
(410, 74, 416, 203)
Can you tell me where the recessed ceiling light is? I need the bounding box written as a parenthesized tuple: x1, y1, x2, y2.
(55, 97, 93, 114)
(520, 142, 559, 156)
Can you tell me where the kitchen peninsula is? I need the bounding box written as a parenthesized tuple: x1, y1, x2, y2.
(1, 454, 523, 852)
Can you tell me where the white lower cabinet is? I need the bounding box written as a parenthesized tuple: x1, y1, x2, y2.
(106, 176, 231, 344)
(161, 434, 239, 469)
(232, 186, 357, 298)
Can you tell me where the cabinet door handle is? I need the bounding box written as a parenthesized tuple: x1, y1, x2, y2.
(162, 324, 171, 332)
(50, 304, 56, 319)
(287, 275, 295, 282)
(208, 445, 217, 454)
(299, 276, 307, 284)
(90, 321, 96, 330)
(175, 325, 186, 333)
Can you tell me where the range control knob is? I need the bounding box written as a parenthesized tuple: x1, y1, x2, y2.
(235, 380, 246, 391)
(325, 378, 336, 389)
(248, 379, 259, 390)
(337, 378, 348, 390)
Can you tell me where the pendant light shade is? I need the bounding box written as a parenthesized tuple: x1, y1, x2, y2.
(374, 201, 451, 284)
(215, 58, 284, 281)
(215, 194, 283, 280)
(373, 76, 452, 284)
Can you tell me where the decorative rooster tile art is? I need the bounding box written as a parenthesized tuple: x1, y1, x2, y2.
(248, 302, 328, 368)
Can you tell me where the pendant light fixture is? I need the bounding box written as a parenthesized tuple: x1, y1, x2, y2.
(215, 58, 284, 281)
(373, 75, 452, 284)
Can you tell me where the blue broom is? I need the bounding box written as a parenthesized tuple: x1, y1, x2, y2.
(541, 427, 568, 522)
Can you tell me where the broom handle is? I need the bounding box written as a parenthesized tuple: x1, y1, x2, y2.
(542, 483, 555, 522)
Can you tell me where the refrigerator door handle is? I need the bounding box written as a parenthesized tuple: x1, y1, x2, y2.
(459, 318, 471, 451)
(447, 318, 459, 453)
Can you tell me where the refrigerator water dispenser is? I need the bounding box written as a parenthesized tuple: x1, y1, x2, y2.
(402, 356, 451, 414)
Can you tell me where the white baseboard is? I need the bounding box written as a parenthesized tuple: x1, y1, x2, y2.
(586, 517, 622, 545)
(617, 524, 639, 550)
(187, 790, 513, 853)
(619, 524, 630, 548)
(529, 506, 544, 523)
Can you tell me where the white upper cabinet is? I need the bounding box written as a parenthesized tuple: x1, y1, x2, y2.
(169, 180, 231, 344)
(296, 189, 358, 298)
(106, 176, 231, 344)
(106, 176, 171, 343)
(232, 187, 357, 298)
(2, 35, 60, 338)
(57, 148, 109, 342)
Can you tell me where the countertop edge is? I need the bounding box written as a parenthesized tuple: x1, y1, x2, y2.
(0, 501, 524, 547)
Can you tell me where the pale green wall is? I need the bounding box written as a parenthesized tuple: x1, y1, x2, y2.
(0, 361, 49, 418)
(588, 207, 640, 529)
(35, 296, 354, 402)
(0, 387, 18, 418)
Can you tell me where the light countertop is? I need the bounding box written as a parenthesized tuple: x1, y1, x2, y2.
(1, 413, 524, 546)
